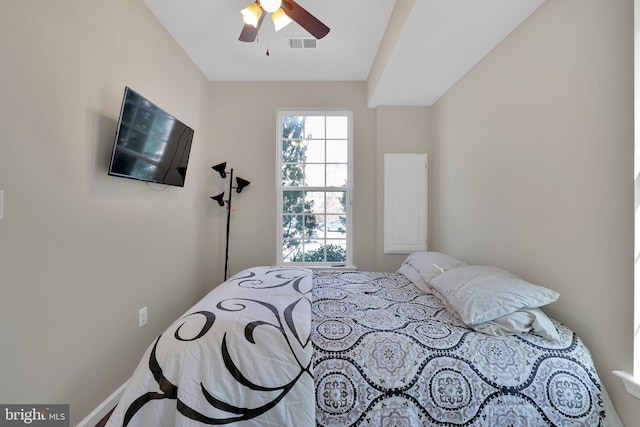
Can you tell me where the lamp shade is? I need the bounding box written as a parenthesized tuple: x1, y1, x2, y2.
(211, 192, 226, 206)
(241, 2, 263, 27)
(236, 177, 251, 193)
(271, 7, 292, 32)
(212, 162, 227, 178)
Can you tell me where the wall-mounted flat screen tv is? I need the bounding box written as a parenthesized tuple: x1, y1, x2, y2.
(108, 86, 195, 187)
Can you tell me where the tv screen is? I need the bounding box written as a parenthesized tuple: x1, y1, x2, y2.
(108, 87, 194, 187)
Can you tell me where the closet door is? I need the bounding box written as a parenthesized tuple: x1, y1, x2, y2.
(384, 154, 428, 253)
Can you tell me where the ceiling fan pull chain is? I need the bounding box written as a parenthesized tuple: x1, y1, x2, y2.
(265, 31, 270, 56)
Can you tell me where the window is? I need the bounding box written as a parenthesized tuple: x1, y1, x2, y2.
(276, 110, 353, 267)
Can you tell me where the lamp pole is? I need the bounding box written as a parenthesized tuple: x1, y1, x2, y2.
(224, 168, 234, 281)
(211, 162, 249, 282)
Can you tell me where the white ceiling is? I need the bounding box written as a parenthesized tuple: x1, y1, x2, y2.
(142, 0, 546, 107)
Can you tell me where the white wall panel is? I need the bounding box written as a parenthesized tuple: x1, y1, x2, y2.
(384, 154, 428, 253)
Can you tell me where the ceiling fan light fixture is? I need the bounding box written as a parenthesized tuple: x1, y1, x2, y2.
(259, 0, 282, 13)
(241, 2, 263, 28)
(238, 0, 329, 43)
(271, 8, 292, 32)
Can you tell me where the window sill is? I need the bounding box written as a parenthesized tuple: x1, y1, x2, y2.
(613, 370, 640, 399)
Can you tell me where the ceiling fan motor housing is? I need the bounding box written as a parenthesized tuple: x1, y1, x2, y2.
(260, 0, 282, 13)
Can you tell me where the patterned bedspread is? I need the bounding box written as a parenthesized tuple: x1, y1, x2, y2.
(105, 267, 619, 427)
(105, 267, 315, 427)
(312, 271, 613, 426)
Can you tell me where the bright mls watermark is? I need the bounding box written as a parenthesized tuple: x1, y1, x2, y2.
(0, 405, 68, 426)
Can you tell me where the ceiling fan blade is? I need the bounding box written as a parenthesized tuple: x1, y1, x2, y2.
(281, 0, 330, 40)
(239, 8, 266, 42)
(239, 23, 258, 42)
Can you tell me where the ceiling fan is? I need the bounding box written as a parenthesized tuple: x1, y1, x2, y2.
(239, 0, 330, 42)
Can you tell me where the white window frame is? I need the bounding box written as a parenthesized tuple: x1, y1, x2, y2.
(613, 0, 640, 399)
(276, 109, 354, 268)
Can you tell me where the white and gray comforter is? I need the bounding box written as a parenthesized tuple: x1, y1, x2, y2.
(106, 267, 315, 427)
(312, 270, 617, 426)
(106, 266, 620, 426)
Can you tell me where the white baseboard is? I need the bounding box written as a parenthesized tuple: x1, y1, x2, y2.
(76, 381, 129, 427)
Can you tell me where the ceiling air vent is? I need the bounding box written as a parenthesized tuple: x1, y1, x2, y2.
(287, 37, 317, 49)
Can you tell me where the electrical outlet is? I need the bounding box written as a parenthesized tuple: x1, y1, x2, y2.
(138, 306, 147, 327)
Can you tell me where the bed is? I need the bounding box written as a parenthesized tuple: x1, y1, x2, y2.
(105, 253, 622, 426)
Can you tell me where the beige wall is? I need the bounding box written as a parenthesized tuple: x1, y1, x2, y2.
(0, 1, 209, 424)
(204, 81, 381, 280)
(374, 106, 431, 272)
(429, 0, 635, 424)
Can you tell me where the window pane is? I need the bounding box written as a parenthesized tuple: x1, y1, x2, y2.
(314, 215, 326, 235)
(282, 215, 302, 239)
(282, 116, 304, 139)
(305, 140, 325, 163)
(305, 191, 325, 213)
(326, 191, 346, 214)
(282, 163, 304, 186)
(303, 215, 318, 237)
(327, 140, 347, 163)
(325, 214, 346, 235)
(325, 241, 347, 262)
(305, 164, 325, 186)
(283, 191, 303, 213)
(326, 164, 347, 187)
(303, 240, 323, 262)
(282, 139, 306, 163)
(326, 116, 348, 139)
(304, 116, 325, 139)
(282, 239, 302, 262)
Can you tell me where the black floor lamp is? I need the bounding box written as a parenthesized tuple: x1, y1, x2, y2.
(211, 162, 251, 281)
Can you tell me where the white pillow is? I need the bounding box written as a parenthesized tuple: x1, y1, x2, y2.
(398, 252, 466, 286)
(397, 263, 428, 290)
(472, 308, 560, 341)
(429, 265, 559, 326)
